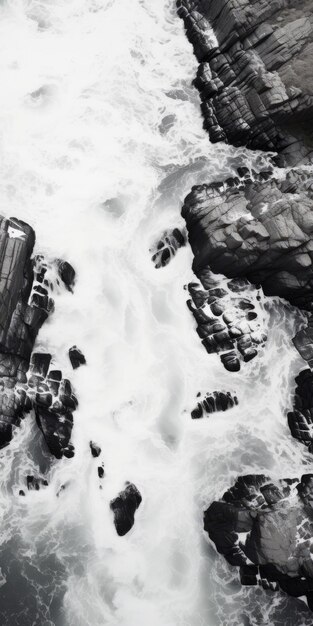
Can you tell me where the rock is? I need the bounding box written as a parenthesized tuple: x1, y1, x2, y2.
(69, 346, 86, 369)
(182, 169, 313, 312)
(110, 482, 142, 536)
(204, 474, 313, 610)
(90, 441, 101, 458)
(98, 466, 104, 479)
(26, 475, 48, 491)
(29, 353, 77, 459)
(288, 369, 313, 452)
(56, 260, 75, 292)
(177, 0, 313, 164)
(186, 265, 266, 371)
(191, 390, 238, 418)
(151, 227, 186, 268)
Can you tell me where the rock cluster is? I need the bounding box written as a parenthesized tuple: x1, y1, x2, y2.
(110, 483, 142, 537)
(151, 227, 186, 268)
(205, 474, 313, 609)
(177, 0, 313, 164)
(191, 390, 238, 418)
(69, 346, 86, 370)
(0, 215, 77, 453)
(187, 264, 266, 372)
(28, 352, 77, 459)
(288, 369, 313, 453)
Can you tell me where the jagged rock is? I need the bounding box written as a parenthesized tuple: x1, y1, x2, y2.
(56, 260, 75, 292)
(29, 352, 77, 459)
(110, 482, 142, 536)
(204, 474, 313, 611)
(288, 369, 313, 452)
(90, 441, 101, 458)
(191, 390, 238, 418)
(182, 168, 313, 312)
(69, 346, 86, 369)
(151, 227, 186, 268)
(177, 0, 313, 164)
(187, 263, 266, 371)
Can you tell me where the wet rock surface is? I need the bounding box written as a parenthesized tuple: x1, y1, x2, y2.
(69, 346, 86, 370)
(177, 0, 313, 164)
(183, 167, 313, 312)
(288, 368, 313, 453)
(151, 227, 186, 268)
(204, 474, 313, 610)
(191, 390, 238, 418)
(110, 483, 142, 537)
(187, 264, 266, 371)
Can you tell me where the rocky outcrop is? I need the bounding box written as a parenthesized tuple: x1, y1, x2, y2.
(177, 0, 313, 164)
(187, 262, 266, 371)
(0, 215, 77, 454)
(204, 474, 313, 610)
(191, 390, 238, 418)
(110, 483, 142, 537)
(183, 167, 313, 312)
(288, 369, 313, 453)
(151, 227, 186, 268)
(29, 352, 77, 459)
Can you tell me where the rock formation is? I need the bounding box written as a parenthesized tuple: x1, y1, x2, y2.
(191, 389, 238, 418)
(110, 483, 142, 537)
(0, 215, 76, 455)
(177, 0, 313, 165)
(204, 474, 313, 610)
(288, 369, 313, 453)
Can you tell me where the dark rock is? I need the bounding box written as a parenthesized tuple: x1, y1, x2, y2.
(98, 466, 104, 479)
(19, 490, 25, 497)
(26, 475, 48, 491)
(182, 170, 313, 312)
(90, 441, 101, 458)
(69, 346, 86, 369)
(288, 369, 313, 451)
(56, 260, 75, 292)
(191, 390, 238, 418)
(151, 227, 186, 268)
(204, 473, 313, 609)
(110, 483, 142, 536)
(177, 0, 313, 164)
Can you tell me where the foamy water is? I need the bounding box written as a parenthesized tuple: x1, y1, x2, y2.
(0, 1, 311, 625)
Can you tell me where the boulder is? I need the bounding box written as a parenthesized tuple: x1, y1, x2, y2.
(110, 483, 142, 536)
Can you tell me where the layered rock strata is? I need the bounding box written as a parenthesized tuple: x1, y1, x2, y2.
(0, 215, 76, 454)
(177, 0, 313, 165)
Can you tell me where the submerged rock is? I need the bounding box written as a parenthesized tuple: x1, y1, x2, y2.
(204, 474, 313, 610)
(110, 483, 142, 536)
(151, 227, 186, 268)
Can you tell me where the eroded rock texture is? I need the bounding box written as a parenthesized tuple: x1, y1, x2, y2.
(177, 0, 313, 164)
(191, 390, 238, 418)
(110, 483, 142, 537)
(183, 167, 313, 311)
(28, 353, 77, 459)
(204, 474, 313, 610)
(0, 216, 77, 454)
(288, 368, 313, 453)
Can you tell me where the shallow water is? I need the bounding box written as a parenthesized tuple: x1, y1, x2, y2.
(0, 0, 312, 624)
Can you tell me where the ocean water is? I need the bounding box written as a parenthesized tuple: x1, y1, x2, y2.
(0, 0, 312, 624)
